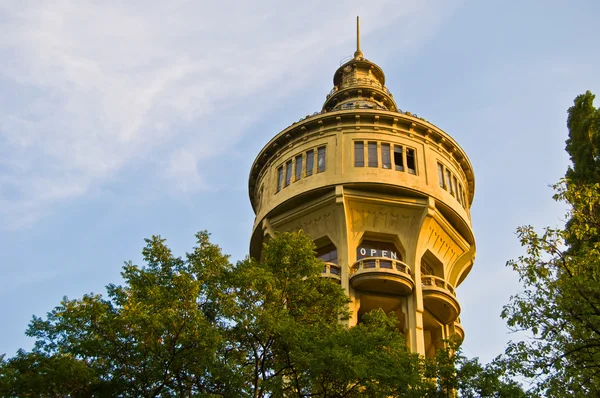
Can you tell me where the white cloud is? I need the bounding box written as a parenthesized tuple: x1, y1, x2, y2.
(0, 0, 459, 228)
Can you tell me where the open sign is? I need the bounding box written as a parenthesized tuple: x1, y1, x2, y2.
(357, 247, 398, 260)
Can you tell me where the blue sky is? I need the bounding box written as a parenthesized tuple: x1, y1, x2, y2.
(1, 0, 599, 366)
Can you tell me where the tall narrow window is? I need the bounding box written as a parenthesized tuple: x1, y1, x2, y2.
(460, 185, 466, 207)
(295, 155, 302, 181)
(406, 148, 416, 174)
(277, 166, 284, 192)
(437, 163, 445, 188)
(259, 185, 264, 207)
(317, 146, 326, 173)
(368, 142, 378, 167)
(306, 150, 314, 176)
(285, 160, 293, 186)
(453, 176, 459, 202)
(381, 143, 391, 169)
(394, 146, 404, 171)
(354, 141, 364, 167)
(445, 170, 453, 196)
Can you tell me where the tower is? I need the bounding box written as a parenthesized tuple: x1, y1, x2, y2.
(247, 18, 475, 357)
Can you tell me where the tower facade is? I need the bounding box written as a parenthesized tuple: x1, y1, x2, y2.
(248, 25, 475, 357)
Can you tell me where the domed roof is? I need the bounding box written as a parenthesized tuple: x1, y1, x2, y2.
(322, 17, 398, 112)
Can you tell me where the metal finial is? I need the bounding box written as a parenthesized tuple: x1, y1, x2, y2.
(354, 16, 363, 59)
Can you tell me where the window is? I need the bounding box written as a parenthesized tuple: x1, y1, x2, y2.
(295, 155, 302, 182)
(406, 148, 416, 174)
(394, 146, 404, 171)
(368, 142, 378, 167)
(421, 261, 434, 276)
(354, 141, 364, 167)
(381, 143, 391, 169)
(452, 176, 458, 199)
(285, 160, 293, 186)
(437, 163, 445, 188)
(277, 166, 284, 192)
(445, 169, 453, 196)
(317, 244, 338, 265)
(306, 150, 314, 176)
(459, 185, 466, 207)
(317, 146, 326, 173)
(353, 140, 417, 174)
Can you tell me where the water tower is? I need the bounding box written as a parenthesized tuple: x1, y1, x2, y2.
(248, 18, 475, 357)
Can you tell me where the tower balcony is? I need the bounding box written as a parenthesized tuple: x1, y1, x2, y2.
(453, 318, 465, 342)
(421, 276, 461, 324)
(321, 262, 342, 282)
(349, 257, 414, 295)
(326, 77, 392, 98)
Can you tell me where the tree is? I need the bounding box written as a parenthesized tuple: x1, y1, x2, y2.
(1, 231, 232, 397)
(1, 231, 447, 397)
(0, 351, 96, 397)
(500, 92, 600, 396)
(565, 91, 600, 184)
(1, 229, 529, 397)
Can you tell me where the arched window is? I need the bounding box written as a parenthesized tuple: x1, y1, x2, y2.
(316, 243, 337, 265)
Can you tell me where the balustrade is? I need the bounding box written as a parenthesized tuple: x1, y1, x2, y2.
(421, 275, 456, 296)
(349, 257, 414, 295)
(321, 262, 341, 281)
(421, 275, 460, 323)
(351, 257, 411, 276)
(327, 77, 392, 97)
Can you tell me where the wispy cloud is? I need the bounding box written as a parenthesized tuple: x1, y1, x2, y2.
(0, 0, 459, 228)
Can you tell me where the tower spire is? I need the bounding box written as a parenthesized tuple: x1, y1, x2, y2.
(354, 16, 363, 59)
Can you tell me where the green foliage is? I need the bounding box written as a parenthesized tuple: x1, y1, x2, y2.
(566, 91, 600, 184)
(455, 354, 530, 398)
(3, 231, 230, 397)
(500, 92, 600, 396)
(0, 350, 96, 397)
(0, 231, 427, 397)
(1, 229, 528, 397)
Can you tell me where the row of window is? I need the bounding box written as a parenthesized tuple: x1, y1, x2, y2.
(354, 141, 417, 174)
(437, 162, 467, 208)
(276, 146, 326, 192)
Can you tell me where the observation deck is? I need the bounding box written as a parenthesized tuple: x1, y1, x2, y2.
(421, 275, 461, 324)
(349, 257, 414, 295)
(321, 262, 341, 282)
(453, 318, 465, 342)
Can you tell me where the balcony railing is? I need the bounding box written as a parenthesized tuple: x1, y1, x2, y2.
(454, 317, 465, 340)
(352, 257, 410, 274)
(421, 275, 456, 296)
(421, 275, 460, 323)
(349, 257, 414, 295)
(327, 77, 393, 98)
(321, 262, 341, 281)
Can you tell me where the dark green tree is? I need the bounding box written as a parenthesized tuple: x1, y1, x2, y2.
(566, 91, 600, 184)
(0, 351, 96, 397)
